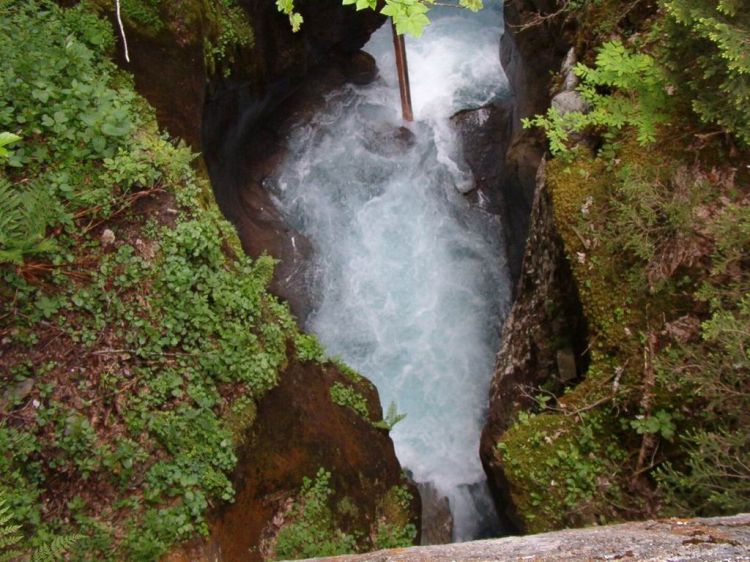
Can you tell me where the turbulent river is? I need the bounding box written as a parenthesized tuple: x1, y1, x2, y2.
(267, 3, 510, 541)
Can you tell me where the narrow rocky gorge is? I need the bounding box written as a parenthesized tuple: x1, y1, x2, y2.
(119, 0, 585, 548)
(109, 0, 746, 557)
(112, 2, 421, 559)
(3, 0, 749, 558)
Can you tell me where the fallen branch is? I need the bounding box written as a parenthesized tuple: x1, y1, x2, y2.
(509, 0, 571, 32)
(115, 0, 130, 63)
(634, 331, 658, 476)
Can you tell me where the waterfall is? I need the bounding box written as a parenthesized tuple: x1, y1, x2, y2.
(267, 2, 510, 541)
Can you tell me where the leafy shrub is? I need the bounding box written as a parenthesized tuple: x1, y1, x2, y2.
(524, 41, 669, 154)
(273, 469, 357, 560)
(0, 0, 137, 264)
(0, 1, 297, 558)
(278, 0, 483, 37)
(329, 382, 370, 421)
(294, 332, 326, 363)
(661, 0, 750, 144)
(204, 0, 254, 75)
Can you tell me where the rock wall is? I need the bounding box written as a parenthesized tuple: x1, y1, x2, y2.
(494, 0, 570, 284)
(479, 0, 586, 530)
(201, 2, 383, 321)
(299, 513, 750, 561)
(480, 162, 587, 530)
(167, 359, 418, 562)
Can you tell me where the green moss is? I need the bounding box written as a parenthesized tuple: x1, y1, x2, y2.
(372, 485, 417, 549)
(496, 411, 628, 532)
(522, 61, 750, 527)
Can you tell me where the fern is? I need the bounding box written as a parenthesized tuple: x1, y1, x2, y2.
(373, 401, 407, 431)
(0, 493, 22, 562)
(31, 534, 83, 562)
(0, 177, 56, 264)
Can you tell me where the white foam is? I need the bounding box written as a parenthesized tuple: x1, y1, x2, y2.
(268, 2, 510, 541)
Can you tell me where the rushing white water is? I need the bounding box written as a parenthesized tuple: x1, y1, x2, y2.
(268, 3, 510, 541)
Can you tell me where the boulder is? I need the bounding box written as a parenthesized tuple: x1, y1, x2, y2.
(417, 483, 453, 545)
(551, 90, 590, 115)
(167, 359, 419, 562)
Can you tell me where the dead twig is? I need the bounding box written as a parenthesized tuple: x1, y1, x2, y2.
(509, 0, 571, 32)
(633, 330, 658, 478)
(115, 0, 130, 63)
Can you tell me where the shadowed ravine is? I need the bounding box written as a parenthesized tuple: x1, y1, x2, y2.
(265, 4, 511, 541)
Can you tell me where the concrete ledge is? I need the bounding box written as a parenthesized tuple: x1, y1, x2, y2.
(297, 513, 750, 561)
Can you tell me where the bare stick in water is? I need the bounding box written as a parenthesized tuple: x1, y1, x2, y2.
(391, 20, 414, 122)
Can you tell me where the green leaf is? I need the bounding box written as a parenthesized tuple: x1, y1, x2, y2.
(0, 132, 21, 158)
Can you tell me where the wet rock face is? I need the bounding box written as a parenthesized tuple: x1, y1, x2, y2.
(202, 5, 384, 322)
(501, 0, 571, 130)
(417, 483, 453, 545)
(487, 0, 571, 285)
(111, 1, 208, 149)
(167, 358, 418, 562)
(480, 0, 584, 530)
(450, 102, 536, 285)
(450, 103, 513, 213)
(480, 163, 588, 529)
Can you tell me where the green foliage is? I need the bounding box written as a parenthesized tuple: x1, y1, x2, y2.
(273, 469, 357, 560)
(661, 0, 750, 144)
(119, 0, 163, 32)
(295, 332, 327, 363)
(372, 485, 416, 549)
(275, 0, 303, 32)
(0, 488, 81, 562)
(31, 534, 84, 562)
(525, 106, 750, 529)
(524, 41, 669, 154)
(0, 132, 20, 159)
(279, 0, 484, 37)
(0, 1, 298, 558)
(0, 176, 56, 264)
(654, 291, 750, 515)
(657, 428, 750, 515)
(0, 492, 22, 561)
(373, 521, 417, 550)
(379, 1, 431, 37)
(630, 410, 676, 441)
(529, 2, 750, 148)
(332, 358, 364, 383)
(271, 475, 416, 559)
(329, 382, 370, 421)
(496, 410, 628, 531)
(0, 0, 136, 264)
(372, 401, 407, 431)
(204, 0, 254, 76)
(505, 0, 750, 534)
